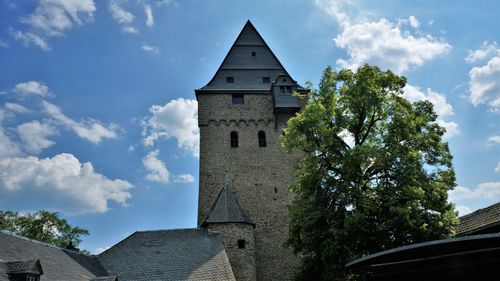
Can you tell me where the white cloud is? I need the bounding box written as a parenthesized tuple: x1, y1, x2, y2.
(13, 81, 51, 98)
(466, 42, 500, 64)
(495, 162, 500, 173)
(449, 183, 500, 201)
(455, 205, 472, 216)
(142, 44, 159, 54)
(15, 0, 95, 49)
(173, 174, 194, 183)
(143, 150, 170, 183)
(489, 135, 500, 146)
(0, 126, 21, 158)
(109, 2, 134, 24)
(403, 84, 459, 139)
(95, 245, 110, 254)
(408, 15, 420, 28)
(122, 26, 138, 34)
(42, 100, 117, 144)
(142, 98, 199, 158)
(13, 31, 50, 51)
(468, 56, 500, 112)
(314, 0, 351, 26)
(0, 39, 9, 48)
(145, 4, 154, 27)
(17, 120, 58, 154)
(4, 103, 31, 113)
(0, 153, 133, 214)
(334, 18, 451, 73)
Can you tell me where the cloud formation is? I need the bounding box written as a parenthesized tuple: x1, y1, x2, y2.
(143, 150, 170, 183)
(466, 42, 500, 112)
(0, 153, 133, 214)
(14, 0, 96, 50)
(403, 84, 459, 139)
(42, 100, 117, 144)
(13, 81, 51, 98)
(449, 183, 500, 201)
(17, 120, 58, 154)
(145, 4, 154, 27)
(142, 98, 199, 157)
(142, 44, 160, 54)
(109, 1, 138, 34)
(173, 174, 195, 183)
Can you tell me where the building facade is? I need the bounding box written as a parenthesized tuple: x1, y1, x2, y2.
(196, 20, 308, 281)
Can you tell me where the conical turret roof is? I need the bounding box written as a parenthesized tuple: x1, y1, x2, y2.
(200, 181, 254, 227)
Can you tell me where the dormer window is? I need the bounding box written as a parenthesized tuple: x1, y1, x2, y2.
(286, 86, 292, 93)
(251, 51, 256, 56)
(282, 78, 287, 82)
(279, 86, 285, 93)
(226, 76, 234, 83)
(262, 77, 270, 83)
(26, 276, 39, 281)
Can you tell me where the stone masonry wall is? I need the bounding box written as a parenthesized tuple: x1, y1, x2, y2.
(208, 223, 256, 281)
(198, 93, 299, 281)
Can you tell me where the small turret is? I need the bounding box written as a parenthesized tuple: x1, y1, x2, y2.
(201, 179, 256, 281)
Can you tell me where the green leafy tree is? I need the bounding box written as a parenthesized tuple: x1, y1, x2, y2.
(0, 210, 89, 249)
(282, 65, 458, 280)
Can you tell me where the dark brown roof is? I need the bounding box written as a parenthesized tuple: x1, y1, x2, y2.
(200, 182, 254, 227)
(456, 202, 500, 235)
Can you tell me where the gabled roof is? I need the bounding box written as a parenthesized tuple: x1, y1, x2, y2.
(0, 230, 109, 281)
(196, 20, 301, 94)
(200, 181, 254, 227)
(98, 228, 236, 281)
(457, 202, 500, 235)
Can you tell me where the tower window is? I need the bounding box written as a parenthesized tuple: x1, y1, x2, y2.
(279, 86, 285, 93)
(262, 77, 270, 83)
(230, 131, 239, 148)
(232, 94, 244, 104)
(226, 76, 234, 83)
(238, 239, 246, 249)
(258, 131, 266, 147)
(251, 51, 256, 56)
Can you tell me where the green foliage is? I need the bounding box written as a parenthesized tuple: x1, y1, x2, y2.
(282, 65, 458, 280)
(0, 210, 89, 249)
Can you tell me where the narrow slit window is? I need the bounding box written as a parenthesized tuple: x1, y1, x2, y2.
(231, 131, 239, 148)
(232, 94, 244, 104)
(251, 51, 256, 56)
(262, 77, 270, 83)
(238, 239, 246, 249)
(226, 76, 234, 83)
(258, 131, 266, 147)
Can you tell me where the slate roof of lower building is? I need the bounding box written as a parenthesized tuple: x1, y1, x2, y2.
(200, 182, 254, 227)
(97, 228, 236, 281)
(0, 230, 110, 281)
(457, 202, 500, 235)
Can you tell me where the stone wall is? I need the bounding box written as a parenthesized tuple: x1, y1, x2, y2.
(208, 223, 256, 281)
(198, 93, 299, 281)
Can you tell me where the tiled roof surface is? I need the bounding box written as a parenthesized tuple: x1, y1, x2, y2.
(198, 20, 304, 93)
(0, 231, 109, 281)
(201, 182, 254, 226)
(98, 228, 236, 281)
(457, 202, 500, 235)
(3, 259, 42, 274)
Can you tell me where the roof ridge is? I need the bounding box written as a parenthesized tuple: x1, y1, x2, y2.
(0, 230, 97, 257)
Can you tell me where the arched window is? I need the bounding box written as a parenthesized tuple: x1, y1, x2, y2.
(258, 131, 266, 147)
(230, 131, 238, 148)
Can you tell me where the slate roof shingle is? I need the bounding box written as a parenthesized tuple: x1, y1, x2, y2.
(200, 182, 254, 227)
(98, 228, 236, 281)
(457, 202, 500, 235)
(0, 230, 109, 281)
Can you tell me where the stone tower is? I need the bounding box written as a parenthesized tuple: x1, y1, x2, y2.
(196, 20, 307, 281)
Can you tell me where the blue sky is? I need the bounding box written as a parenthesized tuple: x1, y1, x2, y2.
(0, 0, 499, 253)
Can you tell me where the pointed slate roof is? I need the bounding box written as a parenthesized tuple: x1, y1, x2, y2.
(196, 20, 300, 94)
(200, 181, 254, 227)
